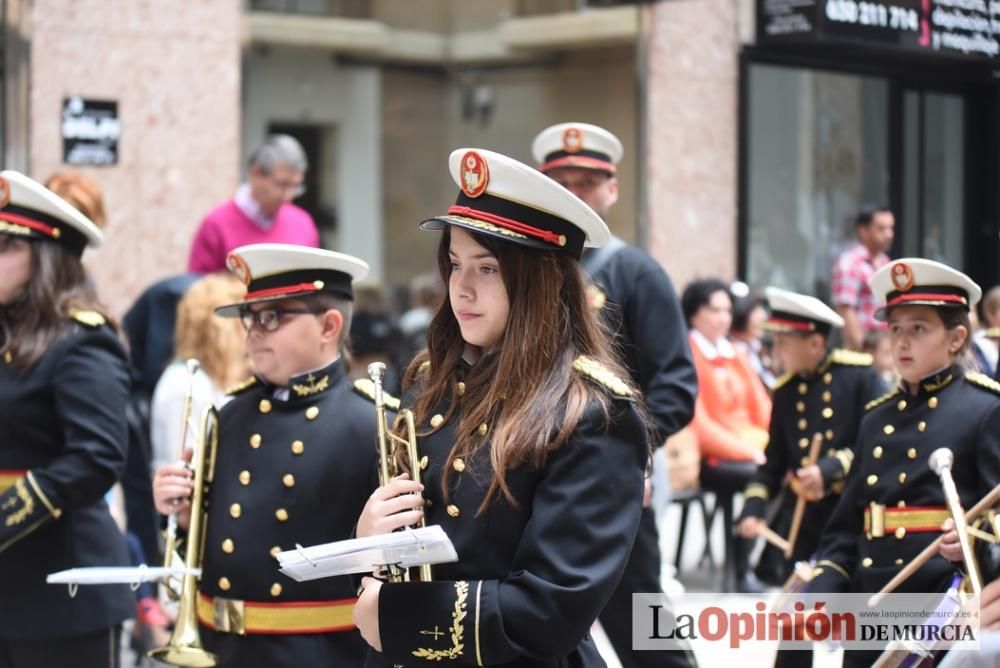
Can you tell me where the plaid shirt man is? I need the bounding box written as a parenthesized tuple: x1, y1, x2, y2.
(832, 242, 890, 335)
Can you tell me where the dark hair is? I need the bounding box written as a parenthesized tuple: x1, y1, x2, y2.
(731, 292, 766, 335)
(403, 227, 640, 512)
(681, 278, 731, 325)
(855, 205, 892, 227)
(0, 239, 112, 372)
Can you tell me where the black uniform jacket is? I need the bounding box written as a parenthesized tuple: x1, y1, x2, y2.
(198, 357, 380, 667)
(373, 357, 647, 668)
(0, 314, 132, 639)
(741, 350, 886, 563)
(583, 239, 697, 440)
(808, 367, 1000, 596)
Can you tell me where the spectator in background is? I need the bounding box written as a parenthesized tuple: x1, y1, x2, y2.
(348, 283, 403, 390)
(729, 284, 776, 389)
(398, 272, 442, 360)
(45, 172, 107, 230)
(832, 206, 894, 350)
(187, 135, 319, 273)
(863, 329, 897, 388)
(683, 278, 772, 593)
(149, 273, 249, 474)
(972, 285, 1000, 377)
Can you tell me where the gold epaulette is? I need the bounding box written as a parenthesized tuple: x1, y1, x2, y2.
(966, 371, 1000, 396)
(226, 376, 258, 396)
(573, 356, 634, 399)
(984, 327, 1000, 340)
(831, 348, 873, 367)
(417, 360, 431, 375)
(353, 378, 401, 410)
(69, 309, 106, 328)
(866, 388, 901, 412)
(772, 371, 795, 391)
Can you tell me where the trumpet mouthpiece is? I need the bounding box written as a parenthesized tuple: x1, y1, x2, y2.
(929, 448, 954, 475)
(185, 358, 201, 375)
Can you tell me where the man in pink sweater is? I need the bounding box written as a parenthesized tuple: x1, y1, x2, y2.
(188, 134, 320, 273)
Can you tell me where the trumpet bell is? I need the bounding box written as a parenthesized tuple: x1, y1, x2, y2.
(148, 645, 218, 668)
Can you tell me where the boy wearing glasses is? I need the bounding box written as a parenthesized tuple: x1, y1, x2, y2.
(152, 243, 385, 668)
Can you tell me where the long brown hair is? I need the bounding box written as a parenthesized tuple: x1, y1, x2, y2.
(404, 227, 641, 512)
(0, 239, 112, 372)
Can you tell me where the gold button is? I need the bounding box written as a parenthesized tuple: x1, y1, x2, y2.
(895, 558, 904, 565)
(799, 437, 809, 449)
(447, 504, 460, 517)
(898, 472, 907, 484)
(867, 474, 878, 486)
(420, 455, 429, 470)
(239, 470, 251, 486)
(453, 458, 466, 472)
(283, 473, 295, 488)
(907, 448, 917, 460)
(430, 414, 444, 428)
(270, 546, 282, 558)
(798, 383, 808, 395)
(917, 421, 926, 432)
(478, 423, 488, 436)
(883, 425, 895, 435)
(873, 446, 883, 459)
(862, 557, 873, 567)
(2, 351, 11, 364)
(275, 508, 289, 522)
(800, 457, 809, 467)
(897, 500, 907, 508)
(270, 583, 283, 597)
(250, 434, 262, 449)
(222, 539, 234, 554)
(313, 280, 325, 290)
(895, 527, 906, 539)
(457, 382, 466, 397)
(305, 406, 319, 420)
(291, 440, 304, 455)
(897, 400, 907, 411)
(230, 503, 241, 519)
(929, 397, 938, 409)
(822, 391, 832, 402)
(218, 577, 231, 591)
(825, 430, 834, 440)
(798, 418, 808, 430)
(822, 407, 834, 419)
(823, 373, 832, 384)
(796, 401, 806, 413)
(259, 399, 272, 414)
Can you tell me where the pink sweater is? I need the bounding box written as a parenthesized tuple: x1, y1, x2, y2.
(187, 199, 319, 273)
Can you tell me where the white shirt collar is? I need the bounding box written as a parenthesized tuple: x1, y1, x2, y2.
(234, 183, 276, 230)
(691, 329, 735, 360)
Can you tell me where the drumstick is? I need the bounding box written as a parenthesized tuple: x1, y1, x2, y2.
(785, 433, 824, 558)
(759, 525, 791, 555)
(868, 480, 1000, 607)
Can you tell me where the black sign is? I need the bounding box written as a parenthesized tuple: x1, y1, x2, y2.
(759, 0, 1000, 60)
(62, 97, 120, 166)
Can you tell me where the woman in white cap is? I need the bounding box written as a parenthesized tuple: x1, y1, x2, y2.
(807, 258, 1000, 668)
(353, 149, 648, 667)
(0, 171, 133, 667)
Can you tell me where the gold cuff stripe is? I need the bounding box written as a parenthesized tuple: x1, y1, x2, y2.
(26, 471, 62, 519)
(475, 580, 483, 667)
(744, 484, 769, 501)
(816, 560, 849, 580)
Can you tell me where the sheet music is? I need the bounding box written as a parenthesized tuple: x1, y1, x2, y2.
(276, 525, 458, 582)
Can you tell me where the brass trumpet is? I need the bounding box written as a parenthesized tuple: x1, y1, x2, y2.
(149, 405, 220, 667)
(367, 362, 431, 582)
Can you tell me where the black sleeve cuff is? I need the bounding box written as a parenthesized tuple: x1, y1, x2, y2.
(379, 580, 480, 665)
(0, 472, 62, 553)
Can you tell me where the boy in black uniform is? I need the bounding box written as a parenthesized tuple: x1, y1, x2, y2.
(532, 122, 698, 668)
(737, 287, 885, 667)
(153, 243, 386, 667)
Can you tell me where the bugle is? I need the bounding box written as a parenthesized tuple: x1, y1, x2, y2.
(368, 362, 431, 582)
(148, 406, 219, 667)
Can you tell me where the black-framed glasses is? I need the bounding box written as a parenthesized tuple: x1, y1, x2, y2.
(239, 307, 319, 333)
(263, 172, 306, 198)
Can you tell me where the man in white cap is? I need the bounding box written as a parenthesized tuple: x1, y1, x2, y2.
(737, 287, 885, 668)
(533, 123, 697, 667)
(152, 244, 387, 668)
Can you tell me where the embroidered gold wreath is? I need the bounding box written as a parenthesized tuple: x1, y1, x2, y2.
(412, 581, 468, 661)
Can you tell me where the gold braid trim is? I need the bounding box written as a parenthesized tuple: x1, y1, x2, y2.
(865, 388, 901, 412)
(744, 483, 769, 501)
(4, 478, 34, 527)
(772, 371, 795, 391)
(292, 374, 330, 397)
(353, 378, 401, 410)
(573, 356, 634, 398)
(830, 349, 874, 367)
(966, 371, 1000, 396)
(26, 472, 61, 519)
(226, 376, 258, 396)
(412, 581, 468, 661)
(816, 559, 850, 581)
